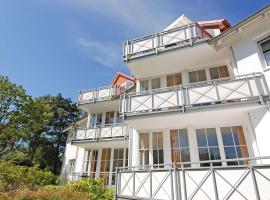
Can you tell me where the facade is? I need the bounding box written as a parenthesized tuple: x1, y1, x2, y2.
(62, 5, 270, 200)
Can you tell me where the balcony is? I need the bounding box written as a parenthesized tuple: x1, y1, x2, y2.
(78, 85, 120, 105)
(123, 23, 212, 62)
(120, 73, 269, 118)
(115, 157, 270, 200)
(71, 124, 129, 146)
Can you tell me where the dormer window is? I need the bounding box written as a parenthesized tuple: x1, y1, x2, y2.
(259, 37, 270, 67)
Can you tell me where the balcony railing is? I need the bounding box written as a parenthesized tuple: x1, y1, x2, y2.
(120, 73, 270, 117)
(77, 85, 120, 105)
(123, 23, 212, 61)
(72, 124, 129, 142)
(115, 156, 270, 200)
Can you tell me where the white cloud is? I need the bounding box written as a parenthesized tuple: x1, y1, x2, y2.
(77, 37, 121, 68)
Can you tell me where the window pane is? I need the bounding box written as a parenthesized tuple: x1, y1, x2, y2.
(261, 38, 270, 53)
(96, 113, 102, 125)
(233, 126, 247, 146)
(181, 148, 190, 162)
(105, 111, 114, 124)
(206, 128, 218, 146)
(224, 147, 237, 159)
(171, 149, 180, 163)
(159, 150, 164, 164)
(179, 129, 189, 148)
(209, 67, 219, 80)
(197, 70, 207, 82)
(170, 130, 179, 148)
(174, 73, 182, 85)
(151, 78, 161, 89)
(219, 66, 229, 78)
(221, 127, 234, 146)
(209, 147, 221, 160)
(236, 146, 249, 158)
(198, 148, 209, 161)
(264, 52, 270, 66)
(196, 129, 207, 147)
(139, 133, 149, 149)
(189, 71, 197, 83)
(167, 75, 174, 87)
(140, 80, 149, 91)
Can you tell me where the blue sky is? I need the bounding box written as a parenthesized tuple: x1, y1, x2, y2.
(0, 0, 269, 101)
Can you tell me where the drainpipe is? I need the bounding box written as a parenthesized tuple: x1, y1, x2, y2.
(248, 112, 261, 163)
(229, 46, 239, 76)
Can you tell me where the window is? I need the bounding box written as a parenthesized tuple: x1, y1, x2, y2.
(83, 150, 98, 178)
(196, 128, 221, 166)
(189, 69, 207, 83)
(139, 133, 149, 166)
(140, 80, 149, 91)
(105, 111, 114, 125)
(151, 78, 161, 89)
(167, 73, 182, 87)
(111, 148, 125, 185)
(68, 159, 75, 174)
(115, 111, 122, 124)
(259, 37, 270, 66)
(209, 66, 229, 80)
(170, 129, 190, 167)
(89, 113, 102, 127)
(152, 132, 164, 168)
(99, 148, 111, 185)
(221, 126, 249, 165)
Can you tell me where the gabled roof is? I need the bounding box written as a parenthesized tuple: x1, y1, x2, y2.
(164, 15, 193, 31)
(111, 72, 136, 85)
(209, 4, 270, 45)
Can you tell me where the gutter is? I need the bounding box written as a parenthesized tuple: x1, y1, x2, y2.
(209, 4, 270, 45)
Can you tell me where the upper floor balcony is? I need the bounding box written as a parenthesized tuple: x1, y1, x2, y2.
(120, 73, 269, 118)
(122, 23, 229, 78)
(71, 123, 129, 148)
(123, 23, 211, 62)
(78, 85, 120, 105)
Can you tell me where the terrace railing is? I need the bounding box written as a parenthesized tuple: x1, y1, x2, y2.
(123, 23, 212, 61)
(72, 123, 129, 142)
(77, 85, 120, 105)
(115, 156, 270, 200)
(120, 73, 270, 117)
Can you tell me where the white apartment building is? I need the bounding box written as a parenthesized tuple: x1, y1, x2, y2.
(61, 5, 270, 200)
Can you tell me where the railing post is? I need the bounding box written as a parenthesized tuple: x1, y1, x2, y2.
(155, 32, 159, 54)
(253, 73, 265, 104)
(182, 167, 187, 200)
(181, 86, 185, 113)
(115, 167, 118, 200)
(211, 164, 219, 200)
(214, 81, 220, 101)
(149, 169, 152, 199)
(173, 163, 180, 200)
(249, 162, 261, 200)
(152, 92, 154, 111)
(170, 167, 175, 200)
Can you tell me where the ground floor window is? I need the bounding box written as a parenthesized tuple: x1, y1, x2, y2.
(83, 150, 98, 178)
(196, 128, 221, 167)
(68, 159, 75, 174)
(111, 148, 128, 185)
(221, 126, 249, 165)
(152, 132, 164, 168)
(99, 148, 111, 185)
(170, 129, 191, 167)
(139, 133, 150, 166)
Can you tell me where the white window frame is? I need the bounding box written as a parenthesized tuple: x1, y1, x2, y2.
(258, 36, 270, 69)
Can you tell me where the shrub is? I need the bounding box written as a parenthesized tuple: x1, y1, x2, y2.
(0, 161, 58, 192)
(65, 178, 114, 200)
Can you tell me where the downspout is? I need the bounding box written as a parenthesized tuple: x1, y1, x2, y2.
(247, 112, 262, 163)
(229, 46, 239, 76)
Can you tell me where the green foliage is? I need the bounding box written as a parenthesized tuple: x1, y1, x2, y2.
(0, 161, 58, 192)
(65, 178, 114, 200)
(0, 163, 113, 200)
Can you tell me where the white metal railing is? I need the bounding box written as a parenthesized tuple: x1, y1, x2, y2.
(115, 156, 270, 200)
(72, 124, 129, 142)
(120, 73, 270, 116)
(123, 23, 212, 61)
(77, 85, 120, 105)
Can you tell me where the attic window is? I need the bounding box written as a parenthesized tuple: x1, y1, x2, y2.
(259, 37, 270, 67)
